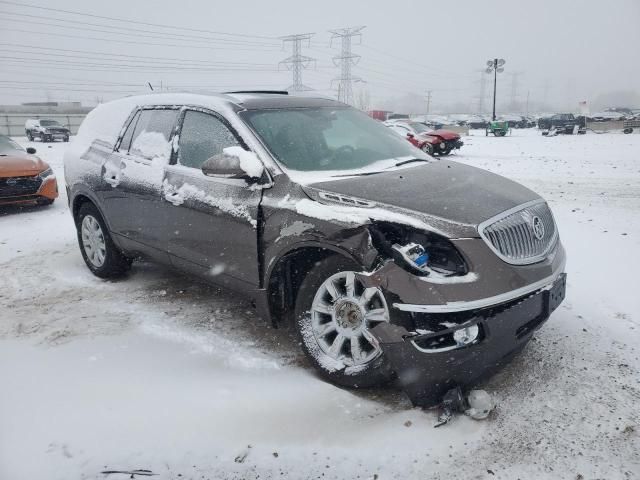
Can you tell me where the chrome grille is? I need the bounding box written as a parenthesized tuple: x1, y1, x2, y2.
(480, 201, 558, 265)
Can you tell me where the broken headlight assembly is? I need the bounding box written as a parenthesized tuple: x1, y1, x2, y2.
(370, 222, 468, 277)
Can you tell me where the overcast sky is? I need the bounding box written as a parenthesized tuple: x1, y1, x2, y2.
(0, 0, 638, 113)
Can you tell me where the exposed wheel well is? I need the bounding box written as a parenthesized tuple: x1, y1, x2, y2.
(267, 247, 355, 326)
(71, 194, 94, 224)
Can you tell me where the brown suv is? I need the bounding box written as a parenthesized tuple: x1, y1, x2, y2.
(64, 92, 566, 406)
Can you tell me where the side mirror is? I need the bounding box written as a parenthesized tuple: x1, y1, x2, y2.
(201, 148, 264, 182)
(26, 147, 36, 154)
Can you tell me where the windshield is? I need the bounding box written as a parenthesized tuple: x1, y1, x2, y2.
(40, 120, 61, 126)
(240, 107, 427, 172)
(409, 122, 430, 133)
(0, 135, 24, 154)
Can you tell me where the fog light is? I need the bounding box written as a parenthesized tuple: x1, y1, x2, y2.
(439, 142, 446, 149)
(453, 324, 479, 346)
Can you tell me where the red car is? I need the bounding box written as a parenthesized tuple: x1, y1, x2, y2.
(385, 121, 463, 156)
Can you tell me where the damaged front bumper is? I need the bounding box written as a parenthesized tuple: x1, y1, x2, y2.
(370, 272, 567, 407)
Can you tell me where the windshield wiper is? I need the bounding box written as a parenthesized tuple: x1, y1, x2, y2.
(393, 158, 431, 167)
(331, 170, 385, 177)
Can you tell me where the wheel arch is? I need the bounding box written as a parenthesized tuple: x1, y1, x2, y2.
(265, 242, 362, 326)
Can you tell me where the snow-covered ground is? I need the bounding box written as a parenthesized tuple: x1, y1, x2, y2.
(1, 130, 638, 479)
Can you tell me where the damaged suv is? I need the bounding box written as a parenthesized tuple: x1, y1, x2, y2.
(64, 92, 566, 406)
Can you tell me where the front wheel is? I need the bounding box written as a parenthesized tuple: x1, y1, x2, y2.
(75, 203, 132, 278)
(439, 146, 452, 156)
(294, 256, 393, 388)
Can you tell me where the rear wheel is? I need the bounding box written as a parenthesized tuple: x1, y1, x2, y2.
(421, 143, 434, 155)
(294, 256, 393, 388)
(76, 203, 132, 278)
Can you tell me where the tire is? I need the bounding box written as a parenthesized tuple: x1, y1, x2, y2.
(420, 143, 434, 155)
(75, 202, 132, 278)
(496, 130, 506, 137)
(294, 255, 393, 388)
(63, 136, 69, 142)
(439, 146, 452, 156)
(26, 131, 33, 141)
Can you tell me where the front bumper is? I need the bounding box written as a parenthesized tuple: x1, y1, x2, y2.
(0, 175, 58, 205)
(371, 273, 567, 407)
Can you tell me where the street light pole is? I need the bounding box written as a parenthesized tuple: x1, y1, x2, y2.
(486, 58, 505, 121)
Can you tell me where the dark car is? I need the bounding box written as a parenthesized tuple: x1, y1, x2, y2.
(537, 113, 584, 133)
(25, 118, 70, 142)
(64, 92, 566, 407)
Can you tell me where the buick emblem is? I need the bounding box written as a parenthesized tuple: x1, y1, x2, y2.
(531, 216, 545, 240)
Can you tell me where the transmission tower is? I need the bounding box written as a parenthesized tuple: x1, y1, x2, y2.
(478, 70, 487, 113)
(509, 71, 524, 111)
(329, 26, 365, 105)
(279, 33, 315, 92)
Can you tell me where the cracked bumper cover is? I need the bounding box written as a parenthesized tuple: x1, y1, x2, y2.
(371, 273, 566, 407)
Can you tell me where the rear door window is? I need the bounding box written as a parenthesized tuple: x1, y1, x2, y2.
(118, 110, 141, 153)
(177, 110, 240, 169)
(129, 108, 179, 161)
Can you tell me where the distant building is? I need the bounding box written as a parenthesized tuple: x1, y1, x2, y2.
(21, 101, 83, 108)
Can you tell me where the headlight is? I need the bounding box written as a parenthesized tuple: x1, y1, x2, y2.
(370, 223, 467, 277)
(38, 167, 53, 179)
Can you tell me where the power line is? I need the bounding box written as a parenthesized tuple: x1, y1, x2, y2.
(279, 33, 316, 92)
(0, 26, 279, 53)
(0, 0, 279, 41)
(329, 26, 365, 105)
(0, 45, 274, 67)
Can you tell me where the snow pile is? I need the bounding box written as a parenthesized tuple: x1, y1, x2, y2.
(130, 131, 172, 163)
(162, 179, 257, 227)
(222, 146, 264, 178)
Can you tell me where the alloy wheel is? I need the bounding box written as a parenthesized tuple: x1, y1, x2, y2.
(310, 271, 390, 367)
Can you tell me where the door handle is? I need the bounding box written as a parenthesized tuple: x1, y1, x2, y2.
(164, 190, 184, 206)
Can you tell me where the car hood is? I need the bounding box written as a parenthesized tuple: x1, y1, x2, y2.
(305, 160, 540, 237)
(0, 153, 48, 177)
(428, 129, 460, 140)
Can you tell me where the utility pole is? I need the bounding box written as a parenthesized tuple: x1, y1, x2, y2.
(329, 26, 365, 105)
(425, 90, 432, 114)
(485, 58, 506, 121)
(475, 69, 487, 114)
(279, 33, 316, 92)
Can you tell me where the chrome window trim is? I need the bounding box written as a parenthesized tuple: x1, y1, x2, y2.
(393, 261, 565, 314)
(477, 198, 559, 266)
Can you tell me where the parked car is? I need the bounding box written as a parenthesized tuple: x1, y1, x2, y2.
(384, 120, 463, 155)
(0, 134, 58, 206)
(537, 113, 582, 132)
(25, 118, 70, 142)
(64, 92, 566, 407)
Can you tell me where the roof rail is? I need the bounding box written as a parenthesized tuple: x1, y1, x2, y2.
(225, 90, 289, 95)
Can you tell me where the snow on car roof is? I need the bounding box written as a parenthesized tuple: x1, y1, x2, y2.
(74, 92, 343, 149)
